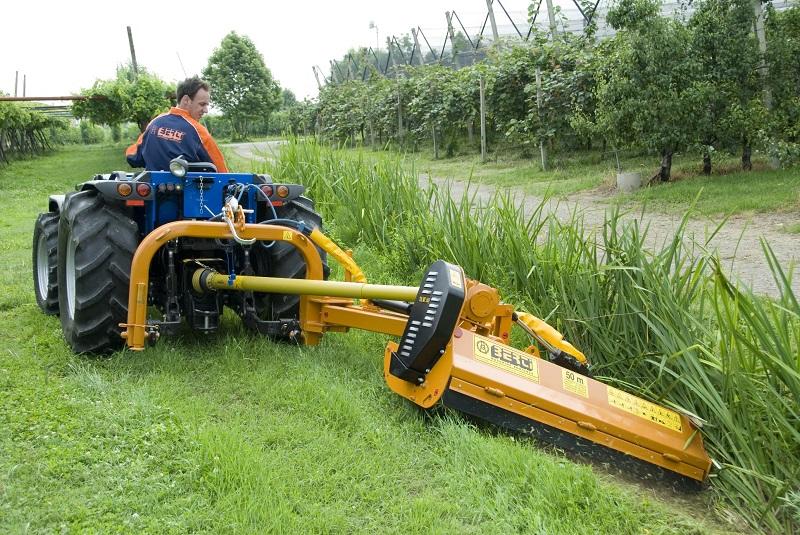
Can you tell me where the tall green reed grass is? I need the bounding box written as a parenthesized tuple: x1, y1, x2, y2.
(260, 138, 799, 533)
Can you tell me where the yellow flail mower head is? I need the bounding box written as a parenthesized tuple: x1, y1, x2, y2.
(121, 219, 712, 485)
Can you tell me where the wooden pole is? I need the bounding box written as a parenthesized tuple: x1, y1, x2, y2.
(446, 11, 458, 67)
(535, 67, 547, 171)
(411, 28, 424, 66)
(397, 92, 404, 141)
(312, 66, 322, 90)
(545, 0, 559, 40)
(480, 76, 487, 162)
(127, 26, 138, 79)
(485, 0, 500, 42)
(329, 60, 338, 84)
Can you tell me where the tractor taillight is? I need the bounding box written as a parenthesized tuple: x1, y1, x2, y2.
(136, 183, 151, 197)
(117, 183, 132, 197)
(277, 185, 289, 198)
(260, 185, 273, 197)
(157, 183, 166, 193)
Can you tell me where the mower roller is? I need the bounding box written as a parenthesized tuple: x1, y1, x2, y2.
(34, 159, 712, 485)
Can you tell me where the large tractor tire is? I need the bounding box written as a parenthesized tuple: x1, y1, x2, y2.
(33, 212, 60, 315)
(57, 190, 139, 353)
(249, 196, 329, 332)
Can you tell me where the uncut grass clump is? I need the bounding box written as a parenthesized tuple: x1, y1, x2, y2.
(263, 138, 800, 533)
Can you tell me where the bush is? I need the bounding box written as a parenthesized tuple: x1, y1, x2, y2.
(79, 121, 105, 145)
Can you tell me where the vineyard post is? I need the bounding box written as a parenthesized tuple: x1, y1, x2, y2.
(446, 11, 458, 67)
(485, 0, 500, 42)
(397, 91, 403, 142)
(545, 0, 558, 39)
(535, 67, 547, 171)
(480, 76, 487, 162)
(312, 66, 322, 90)
(411, 28, 424, 66)
(127, 26, 139, 79)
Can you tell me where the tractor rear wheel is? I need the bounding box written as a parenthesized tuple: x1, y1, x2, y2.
(33, 212, 60, 315)
(57, 190, 139, 353)
(249, 196, 329, 334)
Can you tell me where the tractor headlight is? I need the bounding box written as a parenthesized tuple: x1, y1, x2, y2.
(169, 157, 189, 178)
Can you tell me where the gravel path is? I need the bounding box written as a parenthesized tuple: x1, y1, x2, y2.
(227, 141, 799, 298)
(421, 175, 800, 298)
(226, 140, 285, 162)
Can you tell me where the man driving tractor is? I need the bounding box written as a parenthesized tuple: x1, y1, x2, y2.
(126, 76, 228, 172)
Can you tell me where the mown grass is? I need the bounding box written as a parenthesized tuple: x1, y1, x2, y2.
(342, 144, 800, 217)
(261, 139, 800, 533)
(0, 146, 726, 532)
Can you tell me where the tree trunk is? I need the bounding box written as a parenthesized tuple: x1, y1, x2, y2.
(742, 140, 752, 171)
(601, 139, 607, 161)
(702, 147, 712, 176)
(467, 121, 474, 146)
(658, 148, 673, 182)
(0, 131, 7, 163)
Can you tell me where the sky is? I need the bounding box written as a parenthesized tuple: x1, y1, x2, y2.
(1, 0, 549, 102)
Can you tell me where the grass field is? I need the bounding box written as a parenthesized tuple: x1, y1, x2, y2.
(0, 145, 732, 533)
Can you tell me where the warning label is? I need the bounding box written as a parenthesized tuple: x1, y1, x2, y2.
(449, 268, 463, 290)
(562, 369, 589, 398)
(282, 230, 293, 241)
(606, 387, 683, 433)
(473, 335, 539, 382)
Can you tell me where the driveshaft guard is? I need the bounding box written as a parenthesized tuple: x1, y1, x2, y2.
(389, 260, 465, 384)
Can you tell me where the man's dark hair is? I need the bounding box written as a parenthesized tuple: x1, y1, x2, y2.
(177, 76, 209, 102)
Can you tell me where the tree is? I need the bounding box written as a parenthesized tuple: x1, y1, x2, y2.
(592, 0, 701, 181)
(765, 4, 800, 165)
(203, 32, 281, 140)
(72, 65, 173, 132)
(281, 88, 297, 109)
(688, 0, 762, 172)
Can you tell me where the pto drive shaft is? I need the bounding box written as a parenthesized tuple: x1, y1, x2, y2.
(192, 268, 419, 301)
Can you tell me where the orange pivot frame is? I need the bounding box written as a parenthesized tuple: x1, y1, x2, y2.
(121, 220, 325, 350)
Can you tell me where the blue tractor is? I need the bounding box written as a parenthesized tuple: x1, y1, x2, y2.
(32, 158, 327, 353)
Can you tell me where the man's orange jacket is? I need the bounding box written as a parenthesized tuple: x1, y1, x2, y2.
(126, 107, 228, 172)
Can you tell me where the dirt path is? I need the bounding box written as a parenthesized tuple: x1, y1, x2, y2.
(226, 140, 285, 163)
(228, 141, 799, 298)
(421, 175, 800, 298)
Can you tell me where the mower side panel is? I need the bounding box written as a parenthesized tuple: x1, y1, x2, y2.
(444, 331, 712, 481)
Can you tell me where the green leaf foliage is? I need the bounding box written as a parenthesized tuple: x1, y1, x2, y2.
(72, 65, 173, 132)
(0, 102, 65, 162)
(765, 4, 800, 164)
(203, 32, 281, 141)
